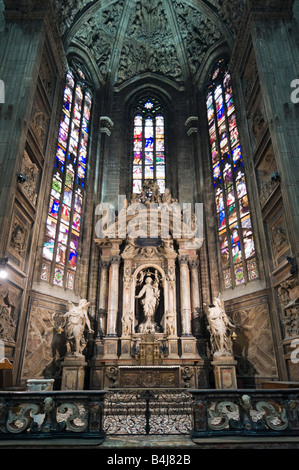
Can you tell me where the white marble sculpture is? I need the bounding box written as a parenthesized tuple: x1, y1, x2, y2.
(63, 299, 94, 356)
(135, 271, 160, 334)
(204, 294, 236, 356)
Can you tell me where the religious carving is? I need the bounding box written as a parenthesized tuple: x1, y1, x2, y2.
(136, 333, 164, 365)
(0, 291, 16, 343)
(278, 277, 299, 339)
(19, 150, 40, 207)
(122, 237, 139, 257)
(30, 105, 49, 149)
(122, 312, 133, 337)
(174, 0, 222, 76)
(135, 270, 161, 334)
(105, 366, 118, 387)
(181, 366, 194, 387)
(204, 294, 236, 357)
(10, 222, 26, 256)
(62, 299, 94, 356)
(52, 0, 95, 34)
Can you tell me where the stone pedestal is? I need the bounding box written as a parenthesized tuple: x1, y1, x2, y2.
(103, 337, 119, 359)
(212, 355, 237, 389)
(180, 336, 199, 358)
(120, 337, 131, 358)
(167, 337, 180, 358)
(61, 355, 87, 390)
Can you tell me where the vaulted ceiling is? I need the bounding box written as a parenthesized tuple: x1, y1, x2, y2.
(52, 0, 244, 89)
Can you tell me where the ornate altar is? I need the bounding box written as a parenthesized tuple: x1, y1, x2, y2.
(90, 183, 209, 389)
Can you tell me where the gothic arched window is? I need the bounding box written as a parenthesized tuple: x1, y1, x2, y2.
(132, 96, 166, 195)
(206, 60, 259, 288)
(41, 63, 93, 290)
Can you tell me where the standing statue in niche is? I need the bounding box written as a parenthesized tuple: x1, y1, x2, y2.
(135, 270, 161, 334)
(63, 299, 94, 356)
(204, 294, 236, 357)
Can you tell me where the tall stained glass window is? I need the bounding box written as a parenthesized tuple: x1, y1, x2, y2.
(132, 97, 166, 195)
(41, 65, 93, 290)
(206, 60, 258, 288)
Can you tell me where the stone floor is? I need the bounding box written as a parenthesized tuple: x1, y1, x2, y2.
(0, 435, 299, 449)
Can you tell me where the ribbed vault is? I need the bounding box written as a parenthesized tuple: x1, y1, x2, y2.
(51, 0, 243, 89)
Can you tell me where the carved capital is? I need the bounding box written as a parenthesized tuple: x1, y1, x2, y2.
(189, 259, 199, 270)
(111, 255, 121, 266)
(100, 261, 110, 270)
(178, 255, 189, 266)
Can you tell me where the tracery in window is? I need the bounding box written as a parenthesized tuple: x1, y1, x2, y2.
(206, 60, 258, 288)
(41, 64, 93, 290)
(132, 97, 166, 195)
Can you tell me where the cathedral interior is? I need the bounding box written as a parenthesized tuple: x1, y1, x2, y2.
(0, 0, 299, 398)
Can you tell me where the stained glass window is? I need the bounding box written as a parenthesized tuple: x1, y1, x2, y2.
(206, 60, 258, 288)
(132, 97, 166, 195)
(41, 65, 93, 289)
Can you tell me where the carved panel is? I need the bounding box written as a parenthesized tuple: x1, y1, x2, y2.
(21, 299, 67, 382)
(0, 291, 16, 344)
(8, 213, 30, 269)
(174, 1, 222, 77)
(119, 366, 180, 388)
(18, 150, 40, 207)
(225, 294, 278, 384)
(30, 98, 50, 151)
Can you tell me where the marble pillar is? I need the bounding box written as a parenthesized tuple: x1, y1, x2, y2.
(178, 255, 199, 358)
(107, 256, 121, 336)
(97, 260, 110, 336)
(189, 259, 201, 336)
(103, 255, 121, 360)
(178, 255, 192, 336)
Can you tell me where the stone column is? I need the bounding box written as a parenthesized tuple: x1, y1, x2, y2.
(97, 260, 110, 336)
(178, 255, 199, 358)
(178, 255, 192, 336)
(189, 259, 201, 336)
(107, 255, 121, 336)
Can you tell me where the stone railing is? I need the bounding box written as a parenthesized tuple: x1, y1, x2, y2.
(189, 389, 299, 438)
(0, 390, 107, 441)
(0, 388, 299, 441)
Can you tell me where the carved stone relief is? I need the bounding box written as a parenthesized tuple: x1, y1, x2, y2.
(8, 217, 28, 264)
(21, 302, 68, 382)
(226, 298, 278, 381)
(278, 277, 299, 340)
(39, 53, 56, 104)
(52, 0, 95, 35)
(256, 150, 279, 207)
(19, 150, 40, 207)
(71, 0, 224, 85)
(30, 104, 49, 150)
(0, 292, 16, 344)
(174, 1, 222, 77)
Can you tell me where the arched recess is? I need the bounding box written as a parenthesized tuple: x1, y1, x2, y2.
(131, 263, 168, 334)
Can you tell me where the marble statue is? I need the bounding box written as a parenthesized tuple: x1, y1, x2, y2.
(63, 299, 94, 356)
(204, 294, 236, 356)
(135, 271, 160, 333)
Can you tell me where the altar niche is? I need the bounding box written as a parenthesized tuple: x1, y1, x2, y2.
(134, 267, 164, 334)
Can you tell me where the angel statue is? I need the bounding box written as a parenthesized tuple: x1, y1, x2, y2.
(204, 294, 236, 357)
(135, 270, 161, 333)
(62, 299, 94, 356)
